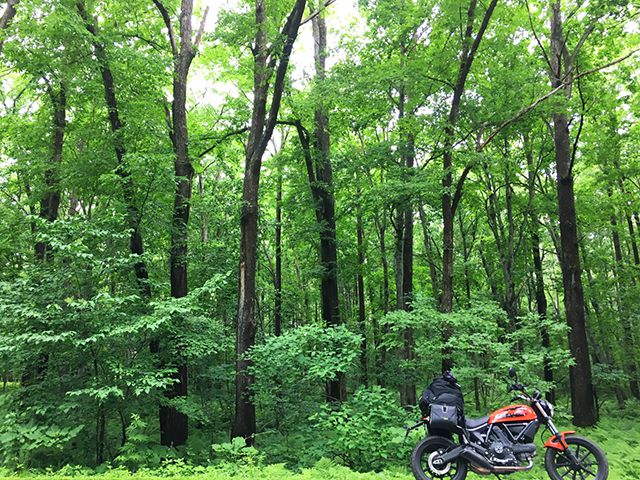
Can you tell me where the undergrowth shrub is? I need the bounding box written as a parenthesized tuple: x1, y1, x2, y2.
(310, 386, 416, 471)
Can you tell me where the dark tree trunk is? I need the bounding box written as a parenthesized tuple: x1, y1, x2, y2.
(233, 0, 305, 442)
(310, 11, 344, 402)
(153, 0, 209, 446)
(77, 1, 151, 299)
(439, 0, 497, 372)
(0, 0, 18, 54)
(418, 206, 440, 300)
(531, 228, 555, 402)
(549, 0, 597, 427)
(356, 204, 367, 386)
(373, 210, 389, 382)
(34, 85, 66, 261)
(274, 169, 283, 337)
(21, 88, 64, 383)
(400, 129, 416, 406)
(393, 209, 405, 311)
(375, 211, 390, 314)
(458, 213, 471, 305)
(525, 135, 554, 402)
(608, 202, 640, 399)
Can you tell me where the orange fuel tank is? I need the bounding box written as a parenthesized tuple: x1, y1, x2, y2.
(488, 404, 537, 424)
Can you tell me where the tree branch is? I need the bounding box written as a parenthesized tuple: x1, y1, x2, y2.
(258, 0, 305, 157)
(194, 5, 209, 50)
(301, 0, 337, 26)
(152, 0, 178, 58)
(477, 46, 640, 152)
(198, 126, 249, 158)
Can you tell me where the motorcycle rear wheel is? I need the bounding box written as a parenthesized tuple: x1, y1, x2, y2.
(411, 436, 467, 480)
(544, 435, 608, 480)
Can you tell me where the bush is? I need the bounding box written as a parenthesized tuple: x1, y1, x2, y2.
(310, 386, 415, 472)
(249, 325, 362, 432)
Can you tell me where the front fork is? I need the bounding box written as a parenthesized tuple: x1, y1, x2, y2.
(545, 419, 579, 464)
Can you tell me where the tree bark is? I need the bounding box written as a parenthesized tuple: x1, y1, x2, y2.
(0, 0, 18, 55)
(400, 130, 416, 406)
(34, 84, 66, 261)
(233, 0, 305, 443)
(310, 11, 344, 402)
(439, 0, 498, 372)
(549, 0, 597, 427)
(153, 0, 208, 446)
(274, 168, 283, 337)
(356, 203, 367, 386)
(77, 1, 151, 299)
(418, 206, 440, 300)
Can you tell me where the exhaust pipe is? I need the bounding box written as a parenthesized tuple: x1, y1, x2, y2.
(435, 446, 534, 474)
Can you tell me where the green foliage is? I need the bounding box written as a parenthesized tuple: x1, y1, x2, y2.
(249, 325, 362, 430)
(210, 437, 264, 467)
(310, 386, 413, 471)
(116, 415, 174, 471)
(0, 0, 639, 474)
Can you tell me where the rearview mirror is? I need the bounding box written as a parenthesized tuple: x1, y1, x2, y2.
(508, 367, 517, 379)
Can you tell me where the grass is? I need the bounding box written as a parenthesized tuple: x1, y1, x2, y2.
(1, 409, 638, 479)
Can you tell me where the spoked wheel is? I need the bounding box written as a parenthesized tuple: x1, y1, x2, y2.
(545, 435, 608, 480)
(411, 436, 467, 480)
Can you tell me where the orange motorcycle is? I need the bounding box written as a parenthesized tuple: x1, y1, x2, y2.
(408, 368, 608, 480)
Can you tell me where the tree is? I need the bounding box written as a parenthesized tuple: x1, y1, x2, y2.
(233, 0, 306, 443)
(439, 0, 498, 371)
(153, 0, 208, 446)
(547, 0, 596, 427)
(0, 0, 18, 55)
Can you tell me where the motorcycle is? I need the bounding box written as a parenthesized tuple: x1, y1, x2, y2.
(407, 368, 608, 480)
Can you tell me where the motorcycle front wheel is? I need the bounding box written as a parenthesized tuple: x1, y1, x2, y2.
(411, 435, 467, 480)
(545, 435, 608, 480)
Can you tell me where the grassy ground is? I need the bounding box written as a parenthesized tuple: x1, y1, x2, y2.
(1, 414, 638, 479)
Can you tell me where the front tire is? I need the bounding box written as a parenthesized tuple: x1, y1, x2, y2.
(545, 435, 608, 480)
(411, 436, 467, 480)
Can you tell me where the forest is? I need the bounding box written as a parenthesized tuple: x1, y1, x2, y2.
(0, 0, 639, 478)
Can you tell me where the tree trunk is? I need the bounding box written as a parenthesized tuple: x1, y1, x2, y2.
(356, 203, 367, 386)
(400, 129, 416, 406)
(274, 169, 283, 337)
(549, 0, 597, 427)
(418, 206, 440, 300)
(152, 0, 208, 446)
(0, 0, 18, 55)
(233, 0, 305, 442)
(439, 0, 498, 372)
(21, 88, 64, 382)
(310, 11, 344, 402)
(77, 1, 151, 299)
(34, 84, 66, 261)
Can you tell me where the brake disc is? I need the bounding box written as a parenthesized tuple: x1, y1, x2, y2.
(428, 450, 452, 476)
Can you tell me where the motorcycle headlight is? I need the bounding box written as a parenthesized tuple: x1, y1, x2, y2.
(540, 399, 554, 417)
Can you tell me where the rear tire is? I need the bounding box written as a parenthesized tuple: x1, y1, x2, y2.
(411, 436, 467, 480)
(545, 435, 608, 480)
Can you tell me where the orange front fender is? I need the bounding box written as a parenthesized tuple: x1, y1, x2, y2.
(544, 431, 576, 451)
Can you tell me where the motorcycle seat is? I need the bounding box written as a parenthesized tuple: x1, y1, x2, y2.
(465, 415, 489, 429)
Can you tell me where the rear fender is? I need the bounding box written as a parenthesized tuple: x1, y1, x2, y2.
(544, 431, 576, 451)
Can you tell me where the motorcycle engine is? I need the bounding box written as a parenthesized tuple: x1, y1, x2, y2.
(487, 441, 518, 466)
